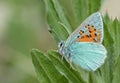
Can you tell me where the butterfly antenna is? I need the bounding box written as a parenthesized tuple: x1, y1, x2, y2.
(58, 21, 71, 35)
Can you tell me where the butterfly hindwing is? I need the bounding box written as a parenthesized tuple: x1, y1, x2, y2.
(69, 42, 107, 71)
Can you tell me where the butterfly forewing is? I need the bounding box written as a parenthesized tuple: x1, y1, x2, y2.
(65, 12, 103, 47)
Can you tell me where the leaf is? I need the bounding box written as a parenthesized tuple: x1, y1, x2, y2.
(47, 50, 86, 83)
(31, 49, 68, 83)
(94, 71, 105, 83)
(112, 19, 120, 61)
(101, 17, 114, 83)
(71, 0, 102, 26)
(88, 72, 97, 83)
(111, 19, 120, 83)
(31, 51, 51, 83)
(112, 55, 120, 83)
(44, 0, 72, 42)
(102, 16, 120, 83)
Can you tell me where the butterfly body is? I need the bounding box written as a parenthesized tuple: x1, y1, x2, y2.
(58, 12, 107, 71)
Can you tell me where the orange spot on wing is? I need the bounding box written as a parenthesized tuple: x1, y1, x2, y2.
(88, 26, 97, 40)
(89, 27, 95, 32)
(78, 37, 94, 42)
(80, 31, 83, 35)
(78, 25, 102, 43)
(90, 32, 96, 38)
(97, 34, 101, 42)
(79, 30, 84, 35)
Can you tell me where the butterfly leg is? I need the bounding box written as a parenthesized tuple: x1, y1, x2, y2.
(67, 53, 76, 69)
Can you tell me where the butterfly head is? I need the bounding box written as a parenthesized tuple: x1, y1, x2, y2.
(58, 41, 65, 55)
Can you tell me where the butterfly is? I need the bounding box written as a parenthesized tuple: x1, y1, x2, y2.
(58, 12, 107, 71)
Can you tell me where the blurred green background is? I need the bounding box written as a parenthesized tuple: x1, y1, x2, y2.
(0, 0, 119, 83)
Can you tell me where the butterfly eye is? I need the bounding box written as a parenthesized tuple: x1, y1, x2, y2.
(60, 43, 63, 47)
(58, 41, 64, 48)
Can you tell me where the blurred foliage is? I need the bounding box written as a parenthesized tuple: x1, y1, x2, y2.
(31, 0, 120, 83)
(5, 0, 43, 55)
(0, 0, 51, 83)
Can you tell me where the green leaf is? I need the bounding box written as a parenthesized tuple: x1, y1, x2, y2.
(47, 50, 86, 83)
(44, 0, 72, 42)
(31, 50, 51, 83)
(112, 19, 120, 83)
(112, 19, 120, 61)
(94, 71, 105, 83)
(103, 16, 120, 83)
(112, 55, 120, 83)
(102, 17, 114, 83)
(31, 49, 68, 83)
(71, 0, 102, 26)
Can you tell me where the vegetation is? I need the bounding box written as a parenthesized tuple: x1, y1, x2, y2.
(31, 0, 120, 83)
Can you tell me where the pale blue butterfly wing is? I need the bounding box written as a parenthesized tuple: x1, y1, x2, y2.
(69, 42, 107, 71)
(58, 12, 107, 71)
(65, 12, 103, 47)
